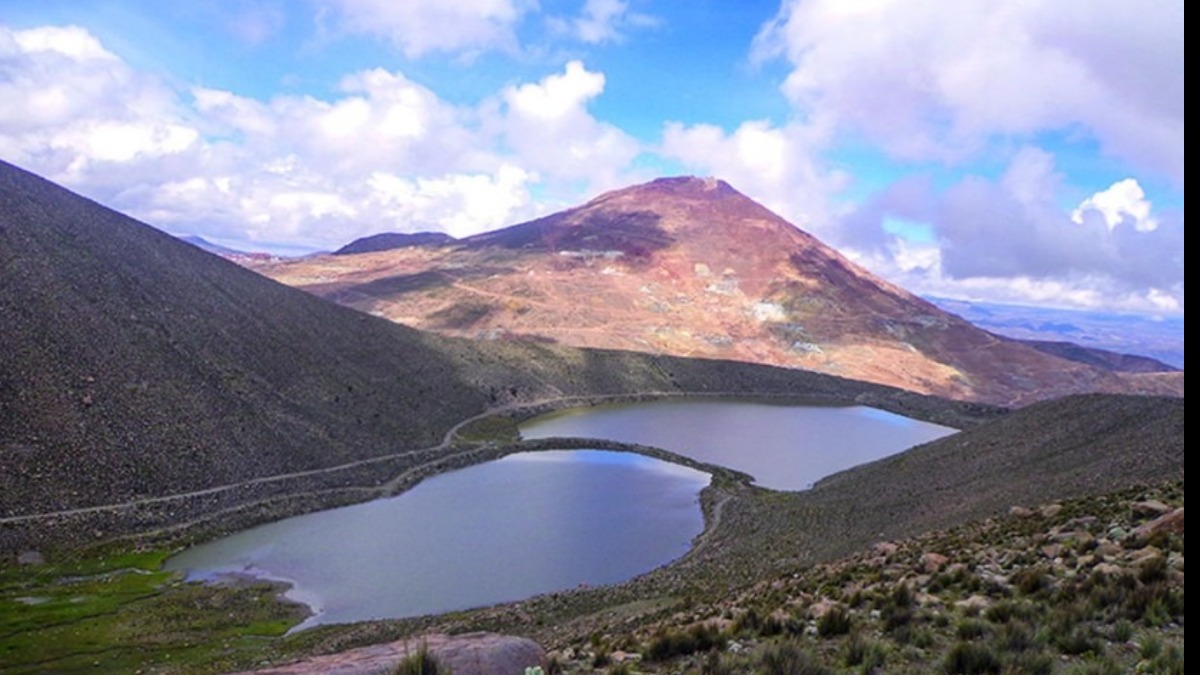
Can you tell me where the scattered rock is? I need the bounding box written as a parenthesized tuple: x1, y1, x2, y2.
(1059, 516, 1099, 532)
(807, 598, 839, 619)
(872, 541, 899, 557)
(16, 551, 44, 566)
(1010, 506, 1035, 518)
(955, 595, 991, 612)
(1040, 503, 1064, 518)
(1131, 500, 1173, 518)
(1133, 508, 1184, 538)
(920, 552, 949, 573)
(1128, 546, 1163, 563)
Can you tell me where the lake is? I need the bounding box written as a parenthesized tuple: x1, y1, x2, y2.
(167, 398, 957, 627)
(165, 449, 709, 629)
(520, 398, 957, 490)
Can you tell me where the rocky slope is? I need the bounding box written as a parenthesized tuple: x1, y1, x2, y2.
(251, 177, 1183, 407)
(553, 482, 1185, 674)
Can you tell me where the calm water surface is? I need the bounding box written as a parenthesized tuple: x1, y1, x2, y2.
(520, 399, 956, 490)
(166, 450, 708, 629)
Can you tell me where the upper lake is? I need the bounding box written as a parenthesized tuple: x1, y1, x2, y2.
(520, 399, 957, 490)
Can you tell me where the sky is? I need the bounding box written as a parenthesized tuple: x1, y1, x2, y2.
(0, 0, 1184, 316)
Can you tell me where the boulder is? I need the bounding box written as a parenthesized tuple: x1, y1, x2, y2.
(920, 552, 950, 573)
(1133, 508, 1184, 538)
(1039, 504, 1064, 518)
(235, 632, 545, 675)
(1131, 500, 1173, 518)
(1009, 506, 1035, 518)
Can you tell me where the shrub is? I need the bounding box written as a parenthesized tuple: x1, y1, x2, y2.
(1112, 619, 1134, 642)
(984, 600, 1038, 624)
(1053, 626, 1102, 656)
(644, 624, 724, 661)
(956, 619, 988, 640)
(758, 642, 833, 675)
(395, 643, 447, 675)
(817, 606, 852, 637)
(1002, 651, 1053, 675)
(843, 632, 887, 670)
(1012, 567, 1050, 596)
(992, 620, 1036, 653)
(942, 641, 1001, 674)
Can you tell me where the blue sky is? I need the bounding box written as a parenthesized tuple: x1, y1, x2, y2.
(0, 0, 1184, 315)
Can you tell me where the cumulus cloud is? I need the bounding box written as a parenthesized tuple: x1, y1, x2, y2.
(496, 60, 641, 193)
(1072, 179, 1158, 232)
(547, 0, 658, 44)
(0, 24, 198, 181)
(316, 0, 531, 58)
(0, 24, 649, 249)
(660, 118, 847, 232)
(836, 147, 1183, 314)
(753, 0, 1184, 182)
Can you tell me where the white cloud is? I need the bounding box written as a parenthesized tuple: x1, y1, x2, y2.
(836, 147, 1183, 314)
(754, 0, 1184, 181)
(0, 25, 198, 184)
(9, 24, 116, 61)
(365, 164, 534, 238)
(316, 0, 531, 58)
(660, 118, 847, 233)
(497, 60, 641, 192)
(0, 24, 647, 249)
(551, 0, 658, 44)
(1072, 179, 1158, 232)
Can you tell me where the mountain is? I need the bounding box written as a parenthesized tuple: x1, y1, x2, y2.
(928, 296, 1185, 369)
(178, 234, 248, 257)
(1, 161, 991, 554)
(251, 177, 1183, 407)
(335, 231, 457, 255)
(1017, 339, 1178, 373)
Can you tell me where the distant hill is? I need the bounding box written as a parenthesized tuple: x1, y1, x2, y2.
(0, 160, 989, 554)
(177, 234, 248, 257)
(928, 296, 1185, 369)
(252, 177, 1183, 407)
(334, 231, 456, 255)
(1018, 338, 1178, 373)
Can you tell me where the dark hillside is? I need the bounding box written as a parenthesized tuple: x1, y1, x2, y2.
(334, 231, 456, 255)
(809, 393, 1184, 545)
(0, 161, 494, 516)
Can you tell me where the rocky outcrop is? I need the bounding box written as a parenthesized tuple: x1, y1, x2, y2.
(236, 632, 544, 675)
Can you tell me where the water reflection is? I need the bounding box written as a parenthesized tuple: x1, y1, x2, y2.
(520, 399, 956, 490)
(166, 450, 708, 628)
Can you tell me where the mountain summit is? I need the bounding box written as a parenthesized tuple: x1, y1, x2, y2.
(255, 177, 1183, 406)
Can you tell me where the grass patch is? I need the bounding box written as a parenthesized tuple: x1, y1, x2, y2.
(0, 549, 306, 674)
(455, 415, 520, 442)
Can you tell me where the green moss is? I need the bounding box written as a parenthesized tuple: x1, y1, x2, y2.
(0, 549, 306, 674)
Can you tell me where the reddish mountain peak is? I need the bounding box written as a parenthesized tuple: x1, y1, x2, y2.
(588, 175, 739, 203)
(462, 175, 807, 258)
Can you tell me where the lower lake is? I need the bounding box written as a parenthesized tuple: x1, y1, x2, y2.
(165, 450, 709, 629)
(520, 399, 957, 490)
